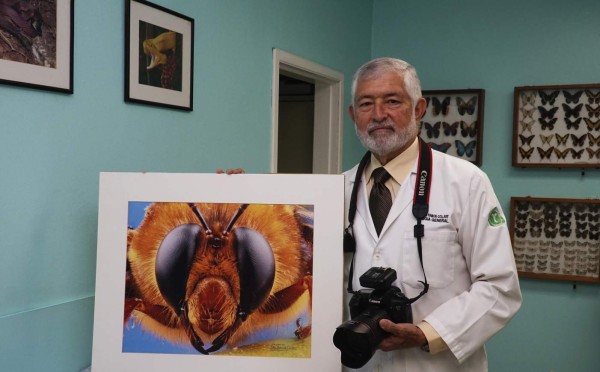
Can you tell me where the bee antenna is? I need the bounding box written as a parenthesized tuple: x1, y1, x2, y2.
(188, 203, 212, 234)
(224, 204, 249, 235)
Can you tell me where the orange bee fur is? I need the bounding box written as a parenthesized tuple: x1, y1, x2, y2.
(126, 202, 313, 351)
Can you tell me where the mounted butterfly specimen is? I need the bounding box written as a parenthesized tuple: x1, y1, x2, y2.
(460, 120, 477, 137)
(443, 121, 459, 136)
(585, 90, 600, 104)
(520, 92, 536, 106)
(585, 118, 600, 131)
(429, 142, 452, 153)
(456, 96, 477, 115)
(455, 139, 476, 157)
(539, 90, 560, 105)
(538, 106, 558, 119)
(562, 103, 583, 118)
(539, 118, 557, 130)
(563, 90, 584, 104)
(431, 97, 451, 116)
(422, 121, 441, 138)
(565, 117, 582, 130)
(519, 134, 534, 146)
(586, 104, 600, 118)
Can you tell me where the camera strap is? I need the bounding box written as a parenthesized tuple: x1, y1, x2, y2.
(346, 138, 431, 303)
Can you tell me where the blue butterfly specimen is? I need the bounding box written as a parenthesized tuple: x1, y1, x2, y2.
(443, 121, 458, 136)
(539, 90, 560, 105)
(431, 97, 451, 116)
(538, 106, 558, 119)
(520, 92, 536, 106)
(422, 121, 441, 138)
(585, 90, 600, 104)
(562, 103, 583, 118)
(539, 117, 557, 130)
(460, 120, 477, 137)
(429, 142, 452, 153)
(565, 117, 582, 130)
(586, 104, 600, 118)
(456, 96, 477, 115)
(455, 139, 476, 157)
(563, 90, 584, 104)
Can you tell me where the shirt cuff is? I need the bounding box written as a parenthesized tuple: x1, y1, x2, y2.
(417, 321, 449, 354)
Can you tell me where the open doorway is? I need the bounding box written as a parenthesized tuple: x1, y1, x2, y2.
(278, 75, 315, 173)
(272, 49, 344, 174)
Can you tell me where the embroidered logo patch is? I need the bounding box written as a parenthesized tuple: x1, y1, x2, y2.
(488, 207, 506, 227)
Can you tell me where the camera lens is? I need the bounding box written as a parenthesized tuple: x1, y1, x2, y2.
(333, 307, 389, 369)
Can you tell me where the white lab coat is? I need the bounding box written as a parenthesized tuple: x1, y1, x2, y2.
(342, 149, 522, 372)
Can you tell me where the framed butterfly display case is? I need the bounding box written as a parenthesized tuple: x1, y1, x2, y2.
(512, 84, 600, 168)
(510, 197, 600, 283)
(420, 89, 485, 166)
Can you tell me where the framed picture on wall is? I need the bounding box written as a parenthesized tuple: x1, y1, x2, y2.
(0, 0, 74, 93)
(92, 172, 344, 371)
(125, 0, 194, 111)
(510, 196, 600, 283)
(512, 84, 600, 168)
(420, 89, 485, 166)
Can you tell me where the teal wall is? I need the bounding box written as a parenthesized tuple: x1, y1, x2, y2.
(2, 0, 599, 371)
(373, 0, 600, 371)
(0, 1, 371, 370)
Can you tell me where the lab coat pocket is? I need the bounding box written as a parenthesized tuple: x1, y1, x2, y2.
(402, 230, 458, 289)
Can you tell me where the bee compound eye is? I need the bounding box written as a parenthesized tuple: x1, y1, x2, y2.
(155, 224, 202, 314)
(233, 227, 275, 315)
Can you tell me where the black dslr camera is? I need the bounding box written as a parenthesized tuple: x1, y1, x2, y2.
(333, 267, 413, 369)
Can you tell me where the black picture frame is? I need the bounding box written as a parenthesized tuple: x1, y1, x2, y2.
(125, 0, 194, 111)
(512, 84, 600, 168)
(420, 89, 485, 166)
(510, 196, 600, 283)
(0, 0, 74, 93)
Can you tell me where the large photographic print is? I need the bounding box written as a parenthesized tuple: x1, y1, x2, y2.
(125, 0, 194, 110)
(124, 201, 313, 358)
(92, 173, 344, 371)
(0, 0, 73, 92)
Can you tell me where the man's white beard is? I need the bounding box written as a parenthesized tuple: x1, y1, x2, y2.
(355, 118, 418, 158)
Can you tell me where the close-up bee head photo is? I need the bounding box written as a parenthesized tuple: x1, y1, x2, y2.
(124, 202, 314, 357)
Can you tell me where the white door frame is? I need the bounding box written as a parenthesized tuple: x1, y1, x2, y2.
(272, 49, 344, 174)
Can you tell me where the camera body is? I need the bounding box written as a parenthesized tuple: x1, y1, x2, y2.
(333, 267, 413, 369)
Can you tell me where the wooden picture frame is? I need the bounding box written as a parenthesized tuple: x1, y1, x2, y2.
(0, 0, 74, 93)
(512, 84, 600, 168)
(420, 89, 485, 166)
(92, 172, 344, 371)
(125, 0, 194, 111)
(510, 196, 600, 283)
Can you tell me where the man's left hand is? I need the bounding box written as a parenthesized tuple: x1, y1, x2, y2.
(377, 319, 427, 351)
